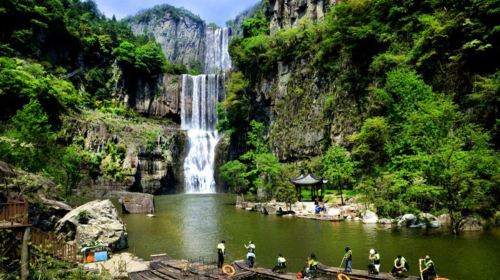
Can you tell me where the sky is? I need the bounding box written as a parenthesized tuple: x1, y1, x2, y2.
(93, 0, 260, 26)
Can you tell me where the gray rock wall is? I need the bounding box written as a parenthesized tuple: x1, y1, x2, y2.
(269, 0, 337, 33)
(253, 60, 362, 161)
(125, 74, 182, 119)
(128, 13, 205, 67)
(63, 113, 186, 194)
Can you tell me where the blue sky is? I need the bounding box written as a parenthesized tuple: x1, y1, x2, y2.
(93, 0, 260, 26)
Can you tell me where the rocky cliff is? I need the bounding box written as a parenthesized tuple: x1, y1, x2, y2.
(269, 0, 336, 33)
(62, 111, 186, 194)
(254, 60, 362, 161)
(124, 73, 182, 121)
(125, 5, 206, 68)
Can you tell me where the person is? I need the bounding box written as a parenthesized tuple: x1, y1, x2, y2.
(392, 255, 409, 276)
(304, 253, 318, 277)
(272, 253, 287, 273)
(244, 241, 255, 253)
(419, 255, 437, 280)
(315, 204, 321, 214)
(368, 249, 380, 274)
(343, 247, 353, 273)
(246, 251, 256, 268)
(217, 240, 225, 268)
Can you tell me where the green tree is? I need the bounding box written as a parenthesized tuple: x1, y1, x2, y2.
(350, 117, 389, 170)
(217, 72, 252, 133)
(427, 127, 499, 234)
(219, 160, 249, 194)
(241, 11, 269, 38)
(62, 145, 83, 197)
(0, 99, 54, 171)
(133, 41, 167, 75)
(322, 145, 357, 205)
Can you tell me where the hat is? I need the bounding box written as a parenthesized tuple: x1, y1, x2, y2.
(369, 249, 375, 254)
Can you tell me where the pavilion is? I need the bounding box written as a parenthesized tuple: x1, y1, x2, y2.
(290, 171, 328, 201)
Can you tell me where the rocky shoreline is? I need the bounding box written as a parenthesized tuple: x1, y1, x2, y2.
(235, 198, 488, 231)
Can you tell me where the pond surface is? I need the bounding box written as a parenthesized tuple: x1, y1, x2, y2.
(120, 194, 500, 279)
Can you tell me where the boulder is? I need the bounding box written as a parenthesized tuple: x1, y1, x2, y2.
(55, 199, 128, 251)
(362, 210, 378, 224)
(438, 214, 451, 224)
(119, 192, 154, 214)
(460, 217, 483, 231)
(397, 214, 417, 226)
(419, 213, 440, 228)
(327, 208, 341, 216)
(378, 218, 395, 225)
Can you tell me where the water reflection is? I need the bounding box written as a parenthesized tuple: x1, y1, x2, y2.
(179, 195, 220, 260)
(120, 194, 500, 279)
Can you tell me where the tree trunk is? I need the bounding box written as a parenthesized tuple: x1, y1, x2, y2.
(338, 178, 344, 205)
(21, 227, 31, 280)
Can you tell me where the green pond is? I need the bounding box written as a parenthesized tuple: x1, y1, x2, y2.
(120, 194, 500, 279)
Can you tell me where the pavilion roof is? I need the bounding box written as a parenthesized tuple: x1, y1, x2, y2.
(290, 173, 324, 185)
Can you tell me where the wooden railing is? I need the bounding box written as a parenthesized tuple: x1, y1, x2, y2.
(31, 227, 79, 263)
(0, 201, 29, 227)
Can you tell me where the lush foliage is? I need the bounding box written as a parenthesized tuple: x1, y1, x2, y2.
(0, 0, 180, 196)
(224, 0, 500, 232)
(220, 121, 295, 200)
(322, 145, 357, 201)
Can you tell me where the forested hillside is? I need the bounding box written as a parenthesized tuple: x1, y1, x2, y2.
(0, 0, 189, 199)
(220, 0, 499, 233)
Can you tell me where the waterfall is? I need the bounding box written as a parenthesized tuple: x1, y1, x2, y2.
(181, 27, 231, 193)
(204, 27, 232, 74)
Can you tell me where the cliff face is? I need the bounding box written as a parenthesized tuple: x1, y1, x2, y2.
(62, 112, 186, 194)
(124, 73, 182, 121)
(269, 0, 336, 33)
(126, 6, 206, 68)
(255, 62, 362, 162)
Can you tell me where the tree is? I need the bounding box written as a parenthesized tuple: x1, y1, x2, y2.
(133, 41, 167, 75)
(62, 145, 83, 197)
(350, 117, 389, 170)
(219, 160, 249, 194)
(217, 72, 251, 133)
(241, 11, 269, 38)
(427, 127, 499, 234)
(322, 145, 357, 205)
(0, 99, 54, 171)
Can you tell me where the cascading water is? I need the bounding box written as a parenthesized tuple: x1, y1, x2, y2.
(181, 27, 231, 193)
(204, 27, 231, 74)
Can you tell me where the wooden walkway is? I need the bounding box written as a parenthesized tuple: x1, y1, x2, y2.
(1, 200, 78, 263)
(129, 257, 419, 280)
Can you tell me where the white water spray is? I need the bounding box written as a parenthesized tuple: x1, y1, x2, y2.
(181, 27, 231, 193)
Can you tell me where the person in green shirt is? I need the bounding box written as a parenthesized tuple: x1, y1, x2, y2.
(392, 255, 409, 276)
(343, 247, 352, 273)
(303, 253, 318, 277)
(419, 255, 437, 280)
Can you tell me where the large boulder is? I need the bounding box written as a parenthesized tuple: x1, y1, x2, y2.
(419, 213, 440, 228)
(55, 199, 128, 251)
(460, 217, 484, 231)
(438, 214, 451, 224)
(378, 218, 395, 225)
(119, 192, 154, 214)
(397, 214, 417, 226)
(362, 210, 378, 224)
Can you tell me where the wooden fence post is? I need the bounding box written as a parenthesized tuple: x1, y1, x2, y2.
(21, 227, 31, 280)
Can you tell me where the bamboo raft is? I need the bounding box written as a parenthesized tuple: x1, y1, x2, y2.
(129, 256, 419, 280)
